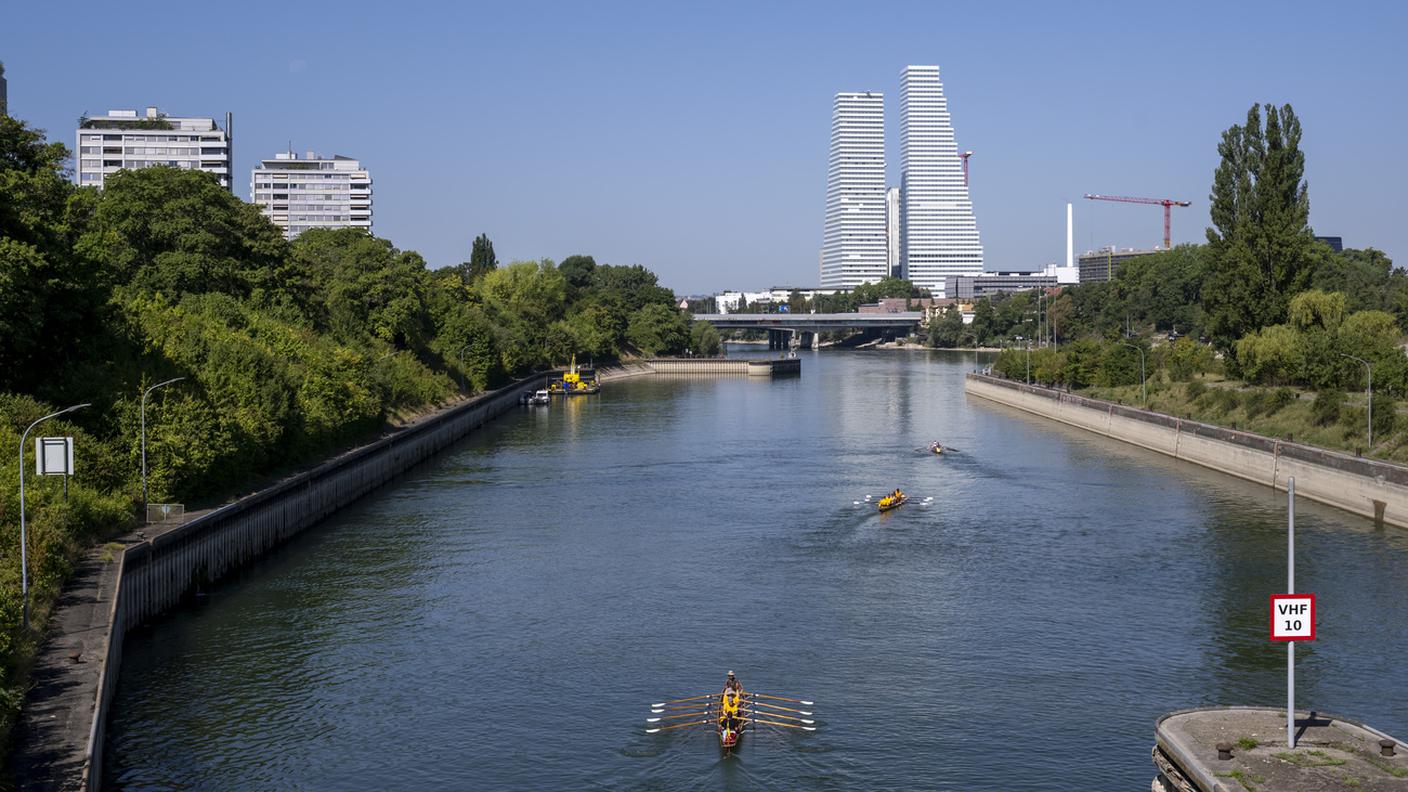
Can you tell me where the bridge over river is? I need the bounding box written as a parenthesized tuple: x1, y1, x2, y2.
(694, 312, 924, 348)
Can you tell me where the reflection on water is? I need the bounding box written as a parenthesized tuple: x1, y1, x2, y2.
(105, 350, 1408, 790)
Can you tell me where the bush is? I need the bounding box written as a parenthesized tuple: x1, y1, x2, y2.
(1185, 380, 1207, 400)
(1372, 394, 1398, 437)
(1312, 389, 1344, 426)
(1243, 389, 1268, 418)
(1199, 387, 1241, 416)
(1268, 387, 1297, 415)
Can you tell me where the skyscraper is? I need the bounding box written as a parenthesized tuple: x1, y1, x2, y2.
(886, 186, 901, 278)
(74, 107, 233, 190)
(250, 151, 372, 239)
(0, 62, 8, 117)
(900, 65, 983, 296)
(820, 92, 887, 288)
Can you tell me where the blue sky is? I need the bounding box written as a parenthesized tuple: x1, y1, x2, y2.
(4, 0, 1404, 294)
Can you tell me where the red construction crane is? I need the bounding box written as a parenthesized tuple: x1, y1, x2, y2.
(960, 151, 973, 187)
(1083, 193, 1191, 250)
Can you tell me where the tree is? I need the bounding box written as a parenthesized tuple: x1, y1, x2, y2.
(1202, 104, 1316, 352)
(462, 233, 498, 281)
(690, 321, 721, 357)
(927, 304, 965, 348)
(558, 254, 597, 293)
(0, 114, 107, 392)
(970, 300, 996, 346)
(626, 303, 688, 356)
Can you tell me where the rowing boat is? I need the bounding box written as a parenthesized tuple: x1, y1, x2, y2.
(877, 492, 907, 512)
(645, 681, 818, 750)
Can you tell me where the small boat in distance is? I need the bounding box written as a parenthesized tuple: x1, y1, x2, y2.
(877, 489, 908, 512)
(530, 389, 550, 405)
(928, 441, 944, 455)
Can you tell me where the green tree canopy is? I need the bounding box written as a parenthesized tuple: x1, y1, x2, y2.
(1202, 103, 1317, 352)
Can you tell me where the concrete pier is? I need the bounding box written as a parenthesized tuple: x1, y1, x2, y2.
(1154, 707, 1407, 791)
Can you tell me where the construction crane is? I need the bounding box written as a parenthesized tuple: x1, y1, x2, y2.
(1083, 194, 1191, 250)
(960, 151, 973, 187)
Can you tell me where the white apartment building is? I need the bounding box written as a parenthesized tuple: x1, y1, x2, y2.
(250, 151, 372, 239)
(886, 186, 901, 278)
(74, 107, 232, 190)
(820, 92, 887, 289)
(900, 66, 983, 296)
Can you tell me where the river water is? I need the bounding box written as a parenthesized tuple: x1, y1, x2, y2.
(104, 349, 1408, 790)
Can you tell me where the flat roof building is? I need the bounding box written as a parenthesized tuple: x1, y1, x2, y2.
(251, 151, 372, 239)
(75, 107, 232, 190)
(952, 273, 1058, 300)
(1077, 247, 1160, 283)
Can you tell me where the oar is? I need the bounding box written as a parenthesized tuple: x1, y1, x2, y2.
(651, 702, 717, 713)
(646, 719, 711, 734)
(651, 694, 715, 707)
(646, 710, 712, 723)
(741, 708, 813, 725)
(747, 693, 814, 705)
(744, 717, 816, 732)
(741, 699, 812, 716)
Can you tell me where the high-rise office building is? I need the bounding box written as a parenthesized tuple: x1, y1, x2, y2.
(0, 62, 8, 116)
(820, 92, 887, 288)
(900, 65, 983, 296)
(74, 107, 232, 190)
(250, 151, 372, 239)
(886, 186, 901, 278)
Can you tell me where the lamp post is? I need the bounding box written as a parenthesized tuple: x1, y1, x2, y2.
(1121, 342, 1147, 406)
(1025, 339, 1031, 384)
(1340, 353, 1373, 448)
(19, 402, 91, 629)
(141, 377, 184, 517)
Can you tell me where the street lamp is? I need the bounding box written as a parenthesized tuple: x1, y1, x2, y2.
(1339, 353, 1373, 449)
(1121, 342, 1147, 406)
(142, 377, 185, 516)
(18, 402, 90, 629)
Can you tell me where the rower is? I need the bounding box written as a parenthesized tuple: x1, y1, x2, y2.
(722, 670, 742, 694)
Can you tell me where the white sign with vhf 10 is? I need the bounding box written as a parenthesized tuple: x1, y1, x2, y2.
(1269, 594, 1316, 641)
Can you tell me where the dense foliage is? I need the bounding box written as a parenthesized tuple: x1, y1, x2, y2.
(0, 111, 687, 751)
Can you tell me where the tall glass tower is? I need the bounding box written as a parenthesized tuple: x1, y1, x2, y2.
(900, 65, 983, 296)
(820, 92, 887, 288)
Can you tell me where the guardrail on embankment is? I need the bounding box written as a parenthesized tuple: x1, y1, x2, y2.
(11, 373, 553, 792)
(965, 373, 1408, 528)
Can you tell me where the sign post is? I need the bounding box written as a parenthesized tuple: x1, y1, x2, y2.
(1270, 477, 1317, 748)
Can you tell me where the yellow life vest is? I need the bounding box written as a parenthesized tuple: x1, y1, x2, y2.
(721, 690, 740, 716)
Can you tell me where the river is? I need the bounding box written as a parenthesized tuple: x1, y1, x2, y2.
(104, 349, 1408, 790)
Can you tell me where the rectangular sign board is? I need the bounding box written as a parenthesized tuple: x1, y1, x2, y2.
(35, 437, 74, 476)
(1270, 594, 1316, 641)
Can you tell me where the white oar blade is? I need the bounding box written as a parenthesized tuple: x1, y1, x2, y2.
(803, 726, 816, 731)
(646, 717, 662, 722)
(646, 728, 661, 734)
(651, 702, 666, 708)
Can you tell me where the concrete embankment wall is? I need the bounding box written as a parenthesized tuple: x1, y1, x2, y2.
(965, 373, 1408, 528)
(14, 374, 550, 791)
